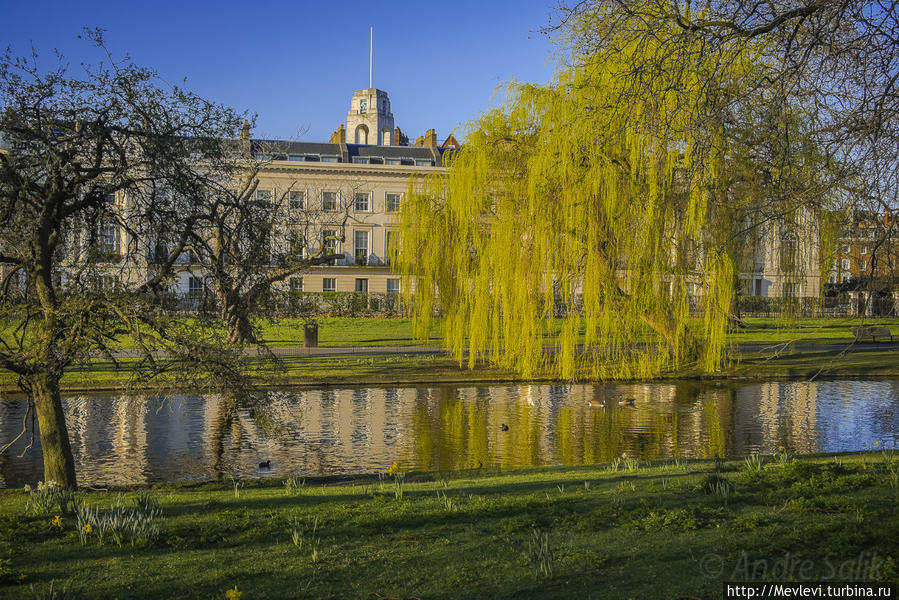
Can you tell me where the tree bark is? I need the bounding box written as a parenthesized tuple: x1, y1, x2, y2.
(221, 293, 257, 345)
(28, 373, 78, 489)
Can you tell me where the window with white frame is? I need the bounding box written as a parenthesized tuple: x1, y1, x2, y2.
(354, 230, 369, 265)
(255, 189, 273, 206)
(842, 258, 851, 271)
(386, 278, 400, 295)
(322, 277, 336, 292)
(322, 229, 338, 258)
(289, 277, 303, 292)
(386, 193, 401, 213)
(860, 260, 867, 272)
(322, 191, 337, 211)
(414, 159, 433, 167)
(842, 244, 851, 254)
(354, 278, 368, 293)
(289, 190, 305, 210)
(188, 276, 204, 297)
(354, 192, 370, 212)
(780, 234, 798, 271)
(288, 229, 305, 258)
(97, 222, 119, 256)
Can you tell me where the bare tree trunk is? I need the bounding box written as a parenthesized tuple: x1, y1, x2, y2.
(220, 291, 257, 345)
(27, 373, 77, 489)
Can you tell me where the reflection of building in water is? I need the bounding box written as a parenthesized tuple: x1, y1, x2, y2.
(733, 382, 819, 456)
(9, 379, 888, 488)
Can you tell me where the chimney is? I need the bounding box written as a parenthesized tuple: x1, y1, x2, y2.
(394, 126, 408, 146)
(424, 129, 437, 148)
(413, 135, 424, 147)
(329, 124, 346, 144)
(240, 119, 251, 141)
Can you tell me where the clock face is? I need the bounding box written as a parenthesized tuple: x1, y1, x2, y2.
(359, 99, 367, 113)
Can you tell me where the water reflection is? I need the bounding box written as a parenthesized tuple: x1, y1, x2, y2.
(1, 380, 897, 488)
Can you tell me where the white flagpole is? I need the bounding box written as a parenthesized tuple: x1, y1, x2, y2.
(369, 27, 373, 88)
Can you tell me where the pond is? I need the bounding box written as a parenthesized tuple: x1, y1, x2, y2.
(1, 379, 897, 488)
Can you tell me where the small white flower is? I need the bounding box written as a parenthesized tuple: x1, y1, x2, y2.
(24, 484, 32, 492)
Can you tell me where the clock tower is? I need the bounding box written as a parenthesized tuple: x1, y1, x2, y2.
(346, 88, 395, 146)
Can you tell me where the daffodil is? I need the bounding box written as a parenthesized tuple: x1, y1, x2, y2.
(875, 441, 882, 446)
(387, 461, 400, 476)
(225, 586, 241, 600)
(51, 516, 63, 528)
(82, 523, 93, 534)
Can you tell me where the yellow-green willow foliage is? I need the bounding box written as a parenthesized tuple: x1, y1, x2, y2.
(397, 19, 757, 381)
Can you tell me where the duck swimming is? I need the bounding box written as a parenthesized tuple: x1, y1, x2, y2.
(501, 423, 510, 432)
(259, 460, 271, 469)
(618, 398, 635, 407)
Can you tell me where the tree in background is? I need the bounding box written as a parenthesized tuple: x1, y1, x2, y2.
(0, 32, 247, 488)
(396, 1, 859, 380)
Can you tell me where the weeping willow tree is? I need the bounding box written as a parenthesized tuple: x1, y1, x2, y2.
(397, 6, 834, 380)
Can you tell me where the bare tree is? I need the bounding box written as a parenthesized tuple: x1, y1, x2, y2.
(0, 32, 247, 488)
(185, 139, 374, 344)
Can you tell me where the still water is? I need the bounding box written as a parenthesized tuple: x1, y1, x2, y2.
(1, 380, 897, 488)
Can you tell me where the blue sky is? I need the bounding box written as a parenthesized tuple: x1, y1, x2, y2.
(2, 1, 559, 143)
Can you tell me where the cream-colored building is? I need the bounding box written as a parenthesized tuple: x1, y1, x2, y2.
(170, 86, 457, 299)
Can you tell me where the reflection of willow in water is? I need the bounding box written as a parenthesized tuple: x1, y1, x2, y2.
(398, 383, 746, 470)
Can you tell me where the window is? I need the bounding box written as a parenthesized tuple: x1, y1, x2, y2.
(288, 154, 303, 161)
(288, 230, 305, 258)
(385, 158, 402, 165)
(97, 222, 119, 256)
(861, 245, 868, 254)
(322, 230, 338, 258)
(841, 258, 851, 271)
(322, 191, 337, 211)
(188, 276, 204, 297)
(289, 277, 303, 292)
(256, 189, 273, 206)
(289, 191, 305, 210)
(354, 192, 370, 212)
(386, 193, 401, 213)
(352, 157, 370, 164)
(359, 98, 367, 113)
(386, 278, 400, 295)
(355, 278, 368, 293)
(860, 260, 867, 272)
(780, 234, 798, 271)
(842, 244, 851, 254)
(782, 282, 798, 298)
(354, 230, 369, 265)
(321, 156, 339, 163)
(385, 231, 397, 265)
(323, 277, 336, 292)
(97, 275, 115, 292)
(754, 278, 763, 297)
(414, 159, 433, 167)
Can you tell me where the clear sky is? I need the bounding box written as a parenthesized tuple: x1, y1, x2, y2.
(2, 1, 560, 143)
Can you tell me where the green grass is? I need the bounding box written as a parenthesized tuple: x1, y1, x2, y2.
(2, 452, 897, 598)
(1, 317, 897, 393)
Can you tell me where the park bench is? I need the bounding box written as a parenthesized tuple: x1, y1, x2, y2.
(851, 325, 893, 342)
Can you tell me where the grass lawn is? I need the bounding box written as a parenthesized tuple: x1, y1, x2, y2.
(1, 317, 898, 393)
(2, 452, 897, 599)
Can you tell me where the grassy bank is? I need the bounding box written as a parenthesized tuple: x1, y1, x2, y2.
(1, 345, 898, 395)
(1, 317, 897, 394)
(1, 452, 897, 599)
